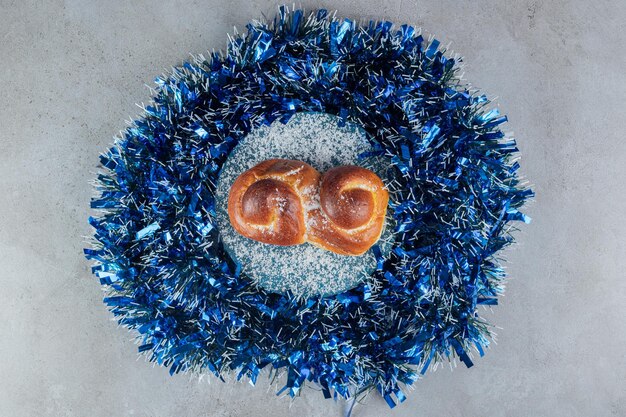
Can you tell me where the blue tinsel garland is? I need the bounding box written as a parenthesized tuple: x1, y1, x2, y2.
(86, 7, 532, 408)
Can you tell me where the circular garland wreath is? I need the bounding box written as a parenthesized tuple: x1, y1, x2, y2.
(86, 7, 532, 409)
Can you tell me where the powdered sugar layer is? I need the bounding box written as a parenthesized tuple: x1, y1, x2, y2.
(215, 112, 392, 297)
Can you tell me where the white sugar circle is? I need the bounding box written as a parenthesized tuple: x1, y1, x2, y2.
(215, 112, 393, 298)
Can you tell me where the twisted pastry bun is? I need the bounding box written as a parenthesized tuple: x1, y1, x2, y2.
(308, 165, 389, 256)
(227, 159, 320, 246)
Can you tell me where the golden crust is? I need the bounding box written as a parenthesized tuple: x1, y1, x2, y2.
(308, 165, 388, 256)
(227, 159, 320, 246)
(227, 160, 388, 255)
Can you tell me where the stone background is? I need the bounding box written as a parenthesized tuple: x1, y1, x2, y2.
(1, 0, 624, 416)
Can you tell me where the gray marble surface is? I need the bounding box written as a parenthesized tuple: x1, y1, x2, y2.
(1, 1, 624, 416)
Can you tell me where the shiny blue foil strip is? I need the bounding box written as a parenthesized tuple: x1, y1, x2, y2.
(85, 6, 533, 409)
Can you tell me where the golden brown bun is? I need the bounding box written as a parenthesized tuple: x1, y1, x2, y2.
(227, 159, 320, 246)
(308, 165, 389, 256)
(227, 161, 388, 255)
